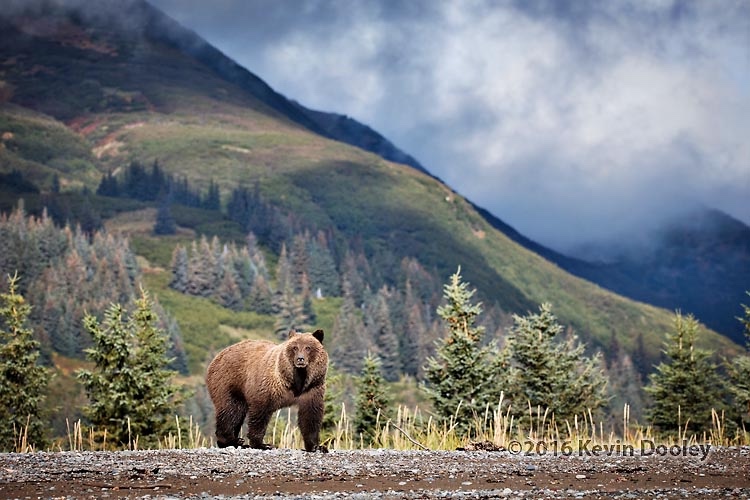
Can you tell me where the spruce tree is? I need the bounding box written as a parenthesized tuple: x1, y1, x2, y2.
(233, 246, 255, 298)
(248, 274, 274, 314)
(354, 353, 393, 445)
(273, 243, 308, 338)
(169, 245, 189, 293)
(203, 178, 221, 211)
(215, 268, 242, 311)
(727, 294, 750, 427)
(506, 303, 607, 424)
(403, 299, 427, 377)
(300, 273, 316, 324)
(78, 196, 102, 235)
(424, 267, 502, 436)
(0, 273, 50, 451)
(290, 233, 310, 294)
(128, 289, 184, 440)
(154, 194, 176, 235)
(274, 243, 293, 305)
(77, 288, 182, 448)
(331, 280, 369, 374)
(273, 286, 307, 340)
(645, 312, 725, 434)
(308, 232, 340, 297)
(186, 238, 213, 297)
(365, 287, 401, 381)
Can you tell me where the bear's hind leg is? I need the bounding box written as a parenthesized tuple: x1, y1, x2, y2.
(215, 398, 247, 448)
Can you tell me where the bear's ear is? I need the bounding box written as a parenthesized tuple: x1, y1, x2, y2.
(312, 329, 324, 343)
(287, 328, 297, 340)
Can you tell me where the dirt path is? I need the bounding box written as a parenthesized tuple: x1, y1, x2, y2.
(1, 446, 748, 499)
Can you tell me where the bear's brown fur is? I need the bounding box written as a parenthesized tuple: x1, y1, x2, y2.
(206, 329, 328, 452)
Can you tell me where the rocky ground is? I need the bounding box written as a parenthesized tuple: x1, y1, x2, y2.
(0, 446, 749, 499)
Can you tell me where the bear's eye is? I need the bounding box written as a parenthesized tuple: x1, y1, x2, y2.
(304, 346, 311, 352)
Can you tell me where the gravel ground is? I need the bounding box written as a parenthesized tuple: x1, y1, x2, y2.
(0, 446, 749, 499)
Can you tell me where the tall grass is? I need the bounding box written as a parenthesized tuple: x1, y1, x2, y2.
(10, 401, 749, 453)
(45, 416, 211, 452)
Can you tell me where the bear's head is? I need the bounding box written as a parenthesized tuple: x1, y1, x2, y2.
(285, 329, 326, 369)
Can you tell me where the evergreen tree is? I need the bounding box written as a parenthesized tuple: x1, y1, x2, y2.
(78, 196, 102, 235)
(506, 303, 607, 424)
(331, 280, 369, 374)
(274, 243, 293, 306)
(273, 286, 307, 340)
(77, 288, 183, 448)
(308, 231, 340, 297)
(0, 273, 50, 451)
(0, 204, 68, 293)
(186, 239, 213, 297)
(203, 178, 221, 211)
(128, 289, 184, 439)
(247, 274, 274, 314)
(96, 171, 119, 197)
(300, 272, 316, 324)
(147, 160, 167, 201)
(365, 287, 401, 381)
(290, 233, 310, 294)
(424, 267, 502, 436)
(605, 333, 645, 426)
(160, 309, 190, 376)
(246, 233, 269, 279)
(354, 353, 393, 445)
(272, 242, 309, 337)
(233, 247, 255, 298)
(400, 281, 428, 378)
(169, 245, 189, 293)
(645, 312, 726, 434)
(216, 267, 242, 311)
(171, 175, 201, 207)
(123, 161, 148, 200)
(727, 293, 750, 428)
(341, 252, 368, 306)
(153, 193, 176, 235)
(209, 236, 224, 287)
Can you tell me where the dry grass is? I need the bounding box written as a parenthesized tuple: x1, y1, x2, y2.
(11, 399, 749, 453)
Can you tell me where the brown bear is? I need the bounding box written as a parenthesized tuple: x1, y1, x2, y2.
(206, 329, 328, 452)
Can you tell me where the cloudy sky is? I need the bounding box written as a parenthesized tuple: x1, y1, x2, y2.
(149, 0, 749, 254)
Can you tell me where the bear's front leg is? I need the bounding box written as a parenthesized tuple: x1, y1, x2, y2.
(245, 409, 274, 450)
(297, 386, 327, 452)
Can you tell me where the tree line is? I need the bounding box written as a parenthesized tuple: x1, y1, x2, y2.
(353, 269, 750, 442)
(0, 276, 182, 451)
(96, 160, 220, 211)
(0, 205, 188, 373)
(167, 230, 456, 382)
(2, 251, 748, 450)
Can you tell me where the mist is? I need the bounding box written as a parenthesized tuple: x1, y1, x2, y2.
(143, 1, 750, 252)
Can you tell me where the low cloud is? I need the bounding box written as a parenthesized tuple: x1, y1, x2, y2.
(151, 0, 750, 252)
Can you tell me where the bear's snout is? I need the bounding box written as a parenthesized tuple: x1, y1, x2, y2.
(294, 354, 308, 368)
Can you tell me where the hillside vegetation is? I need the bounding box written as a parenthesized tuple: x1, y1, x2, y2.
(0, 0, 742, 436)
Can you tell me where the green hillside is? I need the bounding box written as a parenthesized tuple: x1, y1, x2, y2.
(0, 0, 740, 411)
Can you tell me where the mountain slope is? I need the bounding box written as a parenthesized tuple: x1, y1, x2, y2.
(562, 209, 750, 344)
(477, 202, 750, 345)
(0, 0, 739, 375)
